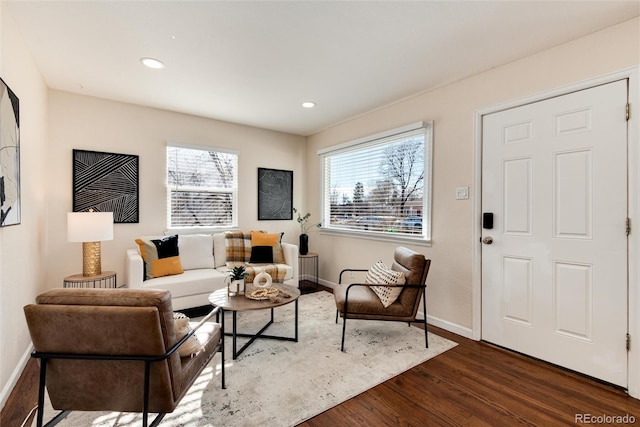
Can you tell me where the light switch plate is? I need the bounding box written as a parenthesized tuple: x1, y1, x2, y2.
(456, 186, 469, 200)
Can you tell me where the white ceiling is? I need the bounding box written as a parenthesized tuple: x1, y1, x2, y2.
(6, 1, 640, 136)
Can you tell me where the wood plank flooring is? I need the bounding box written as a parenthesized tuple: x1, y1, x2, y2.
(300, 321, 640, 426)
(3, 286, 639, 426)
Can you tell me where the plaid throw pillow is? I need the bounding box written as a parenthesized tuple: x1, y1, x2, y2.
(224, 231, 252, 263)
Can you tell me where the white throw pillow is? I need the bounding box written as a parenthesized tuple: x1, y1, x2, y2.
(365, 260, 406, 308)
(173, 312, 204, 357)
(178, 234, 215, 270)
(212, 232, 227, 268)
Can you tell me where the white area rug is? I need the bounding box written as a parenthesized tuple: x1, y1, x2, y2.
(37, 291, 456, 426)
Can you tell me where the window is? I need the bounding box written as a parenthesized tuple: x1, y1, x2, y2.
(319, 122, 432, 241)
(167, 144, 238, 229)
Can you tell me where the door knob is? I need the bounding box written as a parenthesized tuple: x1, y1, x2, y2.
(482, 236, 493, 245)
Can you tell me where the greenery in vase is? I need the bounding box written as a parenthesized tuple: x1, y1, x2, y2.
(293, 208, 321, 234)
(230, 266, 249, 281)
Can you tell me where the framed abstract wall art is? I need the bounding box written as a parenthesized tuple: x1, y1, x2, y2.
(0, 77, 20, 227)
(257, 167, 293, 220)
(73, 149, 139, 223)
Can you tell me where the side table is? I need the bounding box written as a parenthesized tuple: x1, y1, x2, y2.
(63, 271, 117, 288)
(298, 252, 319, 290)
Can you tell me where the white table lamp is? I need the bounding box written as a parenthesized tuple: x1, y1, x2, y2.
(67, 211, 114, 276)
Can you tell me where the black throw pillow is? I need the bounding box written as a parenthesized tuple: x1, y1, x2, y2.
(250, 246, 273, 263)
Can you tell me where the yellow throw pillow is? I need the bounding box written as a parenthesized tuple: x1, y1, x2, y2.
(250, 231, 284, 264)
(135, 235, 184, 280)
(251, 231, 279, 246)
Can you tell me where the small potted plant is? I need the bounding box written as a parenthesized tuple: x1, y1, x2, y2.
(228, 266, 249, 296)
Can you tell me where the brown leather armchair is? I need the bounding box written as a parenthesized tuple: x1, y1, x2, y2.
(334, 247, 430, 351)
(23, 288, 224, 427)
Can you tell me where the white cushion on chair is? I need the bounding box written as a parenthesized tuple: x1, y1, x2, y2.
(173, 312, 204, 357)
(365, 260, 406, 307)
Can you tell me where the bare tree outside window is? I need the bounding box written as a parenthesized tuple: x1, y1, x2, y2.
(322, 123, 432, 239)
(381, 137, 424, 216)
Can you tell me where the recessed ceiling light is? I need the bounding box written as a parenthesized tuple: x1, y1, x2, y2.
(140, 57, 165, 69)
(301, 101, 316, 108)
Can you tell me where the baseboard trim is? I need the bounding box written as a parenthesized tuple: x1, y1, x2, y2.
(424, 314, 474, 340)
(318, 278, 335, 289)
(0, 344, 33, 411)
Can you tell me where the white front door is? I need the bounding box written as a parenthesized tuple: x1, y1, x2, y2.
(481, 80, 628, 387)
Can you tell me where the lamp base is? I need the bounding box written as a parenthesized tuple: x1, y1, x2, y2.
(82, 241, 102, 276)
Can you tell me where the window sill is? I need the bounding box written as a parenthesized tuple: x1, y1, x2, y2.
(319, 227, 432, 247)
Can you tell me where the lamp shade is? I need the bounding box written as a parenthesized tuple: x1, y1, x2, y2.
(67, 212, 114, 242)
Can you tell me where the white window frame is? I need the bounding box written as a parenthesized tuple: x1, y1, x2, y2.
(166, 142, 239, 231)
(318, 121, 433, 244)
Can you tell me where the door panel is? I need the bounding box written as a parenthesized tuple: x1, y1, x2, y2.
(482, 80, 628, 387)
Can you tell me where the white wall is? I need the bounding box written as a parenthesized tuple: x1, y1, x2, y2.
(0, 4, 49, 408)
(307, 18, 640, 335)
(46, 91, 306, 287)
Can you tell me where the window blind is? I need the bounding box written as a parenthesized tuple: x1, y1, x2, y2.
(320, 122, 432, 240)
(167, 144, 238, 228)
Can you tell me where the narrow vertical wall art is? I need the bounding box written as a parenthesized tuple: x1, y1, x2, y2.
(73, 149, 139, 223)
(0, 78, 20, 227)
(257, 167, 293, 220)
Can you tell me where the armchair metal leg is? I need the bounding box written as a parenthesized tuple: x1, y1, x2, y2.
(143, 361, 151, 427)
(43, 410, 71, 427)
(148, 413, 167, 427)
(36, 358, 46, 427)
(36, 358, 71, 427)
(422, 288, 428, 348)
(423, 319, 429, 348)
(340, 314, 347, 352)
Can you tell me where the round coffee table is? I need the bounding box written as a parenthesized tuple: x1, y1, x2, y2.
(209, 283, 301, 359)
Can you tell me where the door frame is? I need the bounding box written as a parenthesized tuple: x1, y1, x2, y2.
(472, 67, 640, 398)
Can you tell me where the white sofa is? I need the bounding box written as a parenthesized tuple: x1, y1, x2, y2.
(125, 232, 299, 310)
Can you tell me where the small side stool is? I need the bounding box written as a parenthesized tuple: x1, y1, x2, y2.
(298, 253, 318, 291)
(63, 271, 117, 288)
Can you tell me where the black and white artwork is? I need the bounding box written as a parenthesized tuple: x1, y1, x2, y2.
(258, 167, 293, 220)
(0, 78, 20, 227)
(73, 149, 139, 223)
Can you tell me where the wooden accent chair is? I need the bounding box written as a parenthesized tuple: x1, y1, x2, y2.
(334, 246, 431, 351)
(23, 288, 224, 427)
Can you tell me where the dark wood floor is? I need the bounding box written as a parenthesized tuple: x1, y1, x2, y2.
(300, 322, 640, 426)
(4, 285, 639, 427)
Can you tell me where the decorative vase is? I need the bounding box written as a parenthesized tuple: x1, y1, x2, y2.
(253, 271, 273, 288)
(299, 233, 309, 255)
